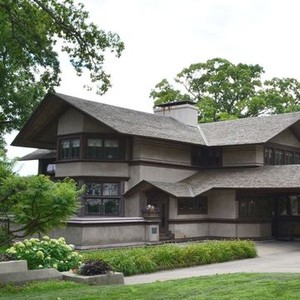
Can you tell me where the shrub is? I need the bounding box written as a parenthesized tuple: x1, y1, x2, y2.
(6, 236, 82, 271)
(82, 240, 257, 276)
(78, 260, 112, 276)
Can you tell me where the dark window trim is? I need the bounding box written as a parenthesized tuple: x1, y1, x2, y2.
(177, 196, 208, 215)
(191, 146, 222, 168)
(264, 143, 300, 165)
(82, 180, 124, 217)
(57, 133, 125, 162)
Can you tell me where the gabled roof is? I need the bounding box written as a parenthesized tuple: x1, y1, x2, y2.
(126, 165, 300, 198)
(199, 112, 300, 146)
(124, 180, 194, 198)
(12, 92, 300, 149)
(12, 93, 205, 148)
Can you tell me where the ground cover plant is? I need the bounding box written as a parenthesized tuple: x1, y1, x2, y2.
(82, 240, 256, 276)
(0, 273, 299, 300)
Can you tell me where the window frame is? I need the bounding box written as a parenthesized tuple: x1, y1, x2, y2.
(191, 146, 222, 168)
(264, 144, 300, 166)
(58, 134, 124, 161)
(177, 196, 208, 215)
(83, 181, 123, 217)
(59, 137, 81, 160)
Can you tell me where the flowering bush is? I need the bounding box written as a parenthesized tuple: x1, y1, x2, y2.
(6, 236, 82, 271)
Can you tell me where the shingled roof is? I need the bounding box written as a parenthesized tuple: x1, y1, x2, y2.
(199, 112, 300, 146)
(12, 93, 300, 149)
(126, 165, 300, 198)
(12, 93, 205, 148)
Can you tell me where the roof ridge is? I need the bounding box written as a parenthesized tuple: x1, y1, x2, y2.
(197, 124, 208, 145)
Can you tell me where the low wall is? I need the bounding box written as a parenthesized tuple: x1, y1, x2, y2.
(49, 217, 160, 248)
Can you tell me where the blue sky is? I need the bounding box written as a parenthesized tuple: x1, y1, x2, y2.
(7, 0, 300, 175)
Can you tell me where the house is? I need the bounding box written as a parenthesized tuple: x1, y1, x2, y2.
(12, 93, 300, 248)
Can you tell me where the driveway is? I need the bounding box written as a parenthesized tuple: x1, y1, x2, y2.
(124, 240, 300, 285)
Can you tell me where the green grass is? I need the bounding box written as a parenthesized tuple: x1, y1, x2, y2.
(0, 273, 300, 299)
(81, 240, 256, 276)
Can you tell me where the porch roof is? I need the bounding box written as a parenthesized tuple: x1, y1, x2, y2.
(185, 165, 300, 196)
(126, 165, 300, 198)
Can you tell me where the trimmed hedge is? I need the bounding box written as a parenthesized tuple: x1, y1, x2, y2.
(82, 240, 256, 276)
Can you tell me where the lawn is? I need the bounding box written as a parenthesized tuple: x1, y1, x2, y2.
(1, 273, 300, 300)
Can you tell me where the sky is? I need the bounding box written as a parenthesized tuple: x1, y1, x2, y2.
(6, 0, 300, 175)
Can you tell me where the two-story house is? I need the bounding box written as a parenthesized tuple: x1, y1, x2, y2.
(12, 93, 300, 248)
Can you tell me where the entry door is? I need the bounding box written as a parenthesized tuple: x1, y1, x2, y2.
(146, 190, 169, 234)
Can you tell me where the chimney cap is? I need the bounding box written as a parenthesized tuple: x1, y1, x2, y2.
(154, 100, 196, 108)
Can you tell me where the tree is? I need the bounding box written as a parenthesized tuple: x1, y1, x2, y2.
(150, 58, 300, 122)
(0, 173, 82, 246)
(0, 0, 124, 133)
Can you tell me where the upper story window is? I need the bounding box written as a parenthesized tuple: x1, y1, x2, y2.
(58, 135, 123, 161)
(60, 138, 80, 159)
(192, 146, 222, 167)
(264, 146, 300, 165)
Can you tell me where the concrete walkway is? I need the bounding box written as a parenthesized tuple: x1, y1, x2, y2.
(124, 240, 300, 285)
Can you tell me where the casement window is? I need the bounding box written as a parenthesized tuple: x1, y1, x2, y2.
(84, 182, 122, 216)
(60, 138, 80, 159)
(178, 196, 208, 214)
(191, 147, 222, 167)
(86, 138, 120, 159)
(274, 149, 284, 165)
(264, 146, 300, 165)
(239, 196, 273, 218)
(58, 135, 123, 161)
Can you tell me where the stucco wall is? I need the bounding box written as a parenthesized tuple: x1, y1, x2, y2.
(169, 223, 209, 239)
(208, 190, 237, 219)
(55, 162, 129, 178)
(132, 137, 191, 165)
(236, 223, 272, 238)
(269, 128, 300, 148)
(222, 145, 264, 167)
(57, 108, 113, 135)
(49, 219, 150, 247)
(128, 165, 196, 189)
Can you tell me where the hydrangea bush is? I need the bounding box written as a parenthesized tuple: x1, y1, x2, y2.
(6, 236, 82, 271)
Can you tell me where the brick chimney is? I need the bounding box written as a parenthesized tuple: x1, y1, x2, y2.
(153, 101, 198, 127)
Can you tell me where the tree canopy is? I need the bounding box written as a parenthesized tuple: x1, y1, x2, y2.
(150, 58, 300, 122)
(0, 0, 124, 133)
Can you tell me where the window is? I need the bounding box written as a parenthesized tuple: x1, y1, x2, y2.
(192, 147, 222, 167)
(295, 153, 300, 164)
(178, 197, 208, 214)
(239, 196, 273, 218)
(274, 149, 284, 165)
(279, 195, 300, 216)
(285, 151, 294, 165)
(84, 182, 122, 216)
(60, 138, 80, 159)
(264, 147, 274, 165)
(86, 139, 103, 159)
(264, 146, 300, 165)
(86, 138, 120, 160)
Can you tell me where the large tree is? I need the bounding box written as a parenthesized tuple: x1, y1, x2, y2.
(150, 58, 300, 122)
(0, 0, 124, 133)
